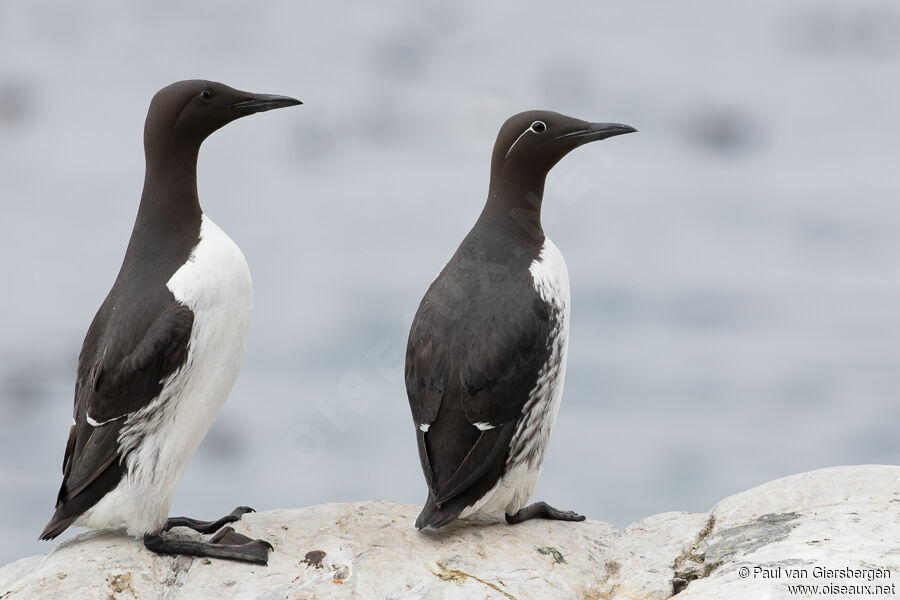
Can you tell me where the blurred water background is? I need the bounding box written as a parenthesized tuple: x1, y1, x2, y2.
(1, 0, 898, 565)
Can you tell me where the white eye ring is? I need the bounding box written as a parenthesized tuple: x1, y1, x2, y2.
(505, 120, 549, 158)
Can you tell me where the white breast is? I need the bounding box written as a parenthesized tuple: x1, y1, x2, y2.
(77, 214, 252, 536)
(460, 237, 571, 518)
(157, 212, 253, 461)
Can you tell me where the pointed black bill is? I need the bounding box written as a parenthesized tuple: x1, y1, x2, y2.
(556, 122, 637, 143)
(227, 94, 302, 114)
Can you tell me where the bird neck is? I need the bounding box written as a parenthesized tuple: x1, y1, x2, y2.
(123, 145, 203, 267)
(481, 171, 547, 243)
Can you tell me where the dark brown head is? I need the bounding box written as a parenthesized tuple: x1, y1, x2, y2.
(143, 79, 301, 165)
(490, 110, 636, 187)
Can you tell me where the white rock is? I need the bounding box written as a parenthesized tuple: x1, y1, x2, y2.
(673, 465, 900, 599)
(2, 466, 898, 599)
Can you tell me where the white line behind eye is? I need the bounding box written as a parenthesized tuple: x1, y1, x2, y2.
(505, 127, 533, 159)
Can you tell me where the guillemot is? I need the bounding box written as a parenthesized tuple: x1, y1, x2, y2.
(405, 110, 635, 529)
(40, 80, 300, 564)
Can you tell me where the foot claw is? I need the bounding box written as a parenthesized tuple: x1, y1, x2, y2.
(230, 506, 256, 517)
(242, 540, 273, 565)
(557, 511, 586, 521)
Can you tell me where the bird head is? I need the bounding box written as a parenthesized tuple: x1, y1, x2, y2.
(143, 80, 301, 160)
(491, 110, 636, 180)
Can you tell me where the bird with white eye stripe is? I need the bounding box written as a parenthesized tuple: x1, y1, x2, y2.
(405, 110, 636, 529)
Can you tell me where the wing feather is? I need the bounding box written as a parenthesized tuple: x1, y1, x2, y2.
(406, 291, 552, 506)
(42, 301, 193, 538)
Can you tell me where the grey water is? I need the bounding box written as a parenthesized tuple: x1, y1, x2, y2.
(1, 0, 899, 566)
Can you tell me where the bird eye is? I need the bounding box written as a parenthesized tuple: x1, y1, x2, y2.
(200, 89, 213, 100)
(531, 121, 546, 133)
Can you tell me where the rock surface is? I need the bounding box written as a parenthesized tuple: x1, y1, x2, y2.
(1, 465, 897, 599)
(672, 465, 900, 599)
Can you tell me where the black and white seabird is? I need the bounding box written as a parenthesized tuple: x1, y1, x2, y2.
(39, 80, 300, 564)
(406, 111, 636, 529)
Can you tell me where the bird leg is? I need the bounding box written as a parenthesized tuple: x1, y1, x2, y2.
(162, 505, 255, 534)
(143, 527, 273, 565)
(144, 506, 273, 565)
(505, 501, 586, 524)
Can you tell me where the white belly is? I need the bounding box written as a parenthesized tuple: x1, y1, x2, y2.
(461, 237, 571, 518)
(76, 214, 252, 536)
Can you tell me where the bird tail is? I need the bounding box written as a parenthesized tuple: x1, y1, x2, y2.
(415, 494, 464, 530)
(40, 507, 77, 540)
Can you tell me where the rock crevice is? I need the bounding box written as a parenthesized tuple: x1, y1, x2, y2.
(672, 513, 717, 595)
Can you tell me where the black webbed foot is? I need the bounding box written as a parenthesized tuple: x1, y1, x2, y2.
(144, 525, 273, 566)
(207, 525, 267, 547)
(505, 501, 586, 524)
(162, 506, 255, 534)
